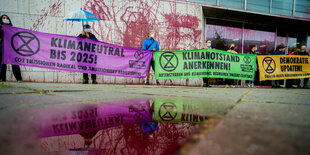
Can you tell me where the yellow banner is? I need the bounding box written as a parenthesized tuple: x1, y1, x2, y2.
(257, 55, 310, 81)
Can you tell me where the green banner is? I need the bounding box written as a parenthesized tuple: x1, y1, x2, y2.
(154, 49, 256, 80)
(153, 98, 227, 124)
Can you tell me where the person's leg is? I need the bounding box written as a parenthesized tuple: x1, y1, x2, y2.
(271, 80, 275, 87)
(0, 49, 2, 78)
(225, 79, 229, 87)
(203, 78, 210, 87)
(91, 74, 97, 84)
(12, 65, 22, 81)
(83, 73, 89, 84)
(230, 79, 235, 87)
(276, 80, 280, 87)
(225, 79, 233, 87)
(286, 79, 293, 88)
(272, 80, 279, 88)
(304, 78, 309, 88)
(0, 64, 7, 81)
(151, 60, 159, 85)
(251, 71, 256, 87)
(146, 61, 153, 85)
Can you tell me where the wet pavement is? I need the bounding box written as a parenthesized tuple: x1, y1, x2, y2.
(0, 82, 309, 155)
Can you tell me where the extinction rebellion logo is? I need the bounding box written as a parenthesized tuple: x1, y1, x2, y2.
(243, 56, 251, 64)
(134, 51, 144, 60)
(262, 57, 276, 74)
(11, 31, 40, 56)
(159, 52, 178, 72)
(129, 50, 146, 69)
(159, 102, 177, 121)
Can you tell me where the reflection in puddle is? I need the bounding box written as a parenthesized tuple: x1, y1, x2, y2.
(34, 98, 211, 154)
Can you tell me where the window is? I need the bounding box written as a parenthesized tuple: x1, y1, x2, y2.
(220, 0, 245, 10)
(189, 0, 217, 5)
(272, 0, 294, 17)
(247, 0, 270, 14)
(295, 0, 310, 19)
(243, 26, 275, 55)
(206, 20, 242, 53)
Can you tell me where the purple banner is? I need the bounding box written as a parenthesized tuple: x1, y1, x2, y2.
(32, 99, 153, 137)
(2, 25, 152, 78)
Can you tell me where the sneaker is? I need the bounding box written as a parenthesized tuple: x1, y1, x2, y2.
(92, 80, 98, 84)
(230, 85, 235, 88)
(145, 81, 150, 85)
(83, 80, 89, 84)
(225, 84, 229, 88)
(17, 80, 23, 83)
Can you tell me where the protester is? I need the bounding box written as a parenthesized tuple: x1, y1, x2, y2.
(247, 44, 258, 87)
(202, 40, 212, 87)
(286, 47, 300, 88)
(227, 43, 238, 54)
(271, 44, 285, 88)
(288, 47, 299, 55)
(298, 45, 309, 88)
(225, 43, 238, 87)
(143, 30, 160, 85)
(0, 14, 23, 82)
(203, 39, 212, 49)
(78, 24, 97, 84)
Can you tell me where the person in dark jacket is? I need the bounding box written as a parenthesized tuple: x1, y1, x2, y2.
(78, 24, 98, 84)
(273, 44, 285, 55)
(225, 43, 238, 88)
(298, 45, 309, 88)
(0, 14, 23, 82)
(246, 44, 258, 87)
(271, 44, 285, 88)
(286, 47, 299, 88)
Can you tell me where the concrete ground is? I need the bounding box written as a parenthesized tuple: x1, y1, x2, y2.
(0, 82, 309, 155)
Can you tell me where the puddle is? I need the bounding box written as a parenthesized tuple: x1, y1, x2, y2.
(0, 97, 226, 155)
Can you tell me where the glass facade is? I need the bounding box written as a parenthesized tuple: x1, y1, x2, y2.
(206, 19, 308, 55)
(247, 0, 270, 13)
(184, 0, 310, 19)
(220, 0, 244, 10)
(243, 28, 275, 55)
(206, 20, 242, 53)
(272, 0, 294, 16)
(190, 0, 217, 5)
(295, 0, 310, 19)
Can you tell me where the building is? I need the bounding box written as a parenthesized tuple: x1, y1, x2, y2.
(1, 0, 309, 86)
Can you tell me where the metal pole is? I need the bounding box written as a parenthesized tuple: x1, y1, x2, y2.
(292, 0, 296, 17)
(274, 27, 277, 52)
